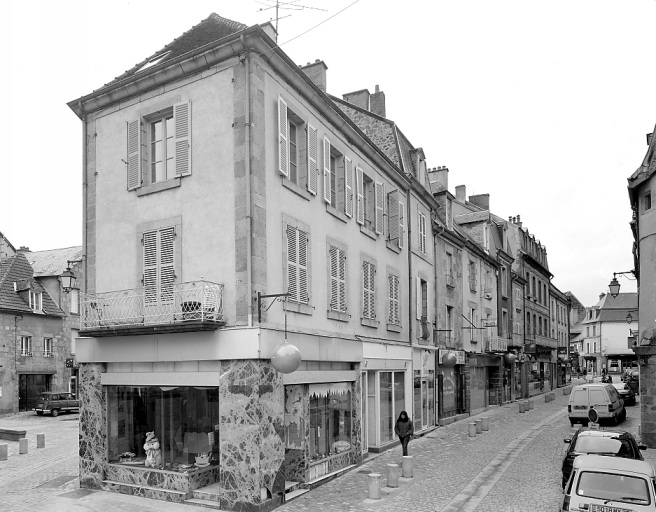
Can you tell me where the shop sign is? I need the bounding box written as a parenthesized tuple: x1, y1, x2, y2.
(438, 349, 465, 365)
(65, 358, 79, 369)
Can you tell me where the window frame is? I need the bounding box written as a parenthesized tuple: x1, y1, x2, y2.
(20, 336, 32, 357)
(43, 337, 53, 357)
(29, 290, 42, 312)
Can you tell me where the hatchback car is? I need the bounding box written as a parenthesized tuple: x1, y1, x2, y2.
(613, 381, 637, 406)
(33, 392, 80, 416)
(568, 383, 626, 426)
(561, 455, 656, 511)
(561, 428, 646, 487)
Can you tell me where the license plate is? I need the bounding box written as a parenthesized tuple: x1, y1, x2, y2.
(591, 504, 633, 512)
(574, 405, 587, 410)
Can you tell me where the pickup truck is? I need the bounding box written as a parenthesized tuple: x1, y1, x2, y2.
(33, 392, 80, 416)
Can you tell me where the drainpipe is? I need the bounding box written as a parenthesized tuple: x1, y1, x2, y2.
(407, 191, 413, 345)
(79, 101, 88, 294)
(240, 34, 253, 327)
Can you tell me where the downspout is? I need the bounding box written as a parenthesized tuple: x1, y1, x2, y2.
(79, 101, 88, 294)
(407, 191, 413, 345)
(240, 34, 254, 328)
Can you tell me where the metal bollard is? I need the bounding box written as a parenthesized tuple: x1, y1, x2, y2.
(519, 402, 525, 413)
(387, 463, 399, 488)
(402, 456, 414, 478)
(19, 438, 28, 454)
(0, 445, 7, 461)
(475, 419, 483, 434)
(368, 473, 382, 500)
(528, 399, 534, 410)
(482, 417, 490, 431)
(37, 434, 45, 449)
(468, 422, 477, 436)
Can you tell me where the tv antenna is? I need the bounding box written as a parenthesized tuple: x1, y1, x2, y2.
(256, 0, 327, 41)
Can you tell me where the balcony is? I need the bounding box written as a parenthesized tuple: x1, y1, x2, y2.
(534, 334, 557, 349)
(80, 281, 224, 337)
(485, 335, 508, 353)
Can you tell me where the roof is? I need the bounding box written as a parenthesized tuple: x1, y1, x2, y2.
(0, 253, 65, 317)
(599, 292, 638, 310)
(629, 122, 656, 190)
(454, 211, 490, 224)
(573, 454, 655, 475)
(103, 13, 246, 89)
(26, 246, 82, 277)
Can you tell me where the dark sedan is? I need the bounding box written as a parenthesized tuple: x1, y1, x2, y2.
(613, 382, 637, 406)
(561, 428, 646, 488)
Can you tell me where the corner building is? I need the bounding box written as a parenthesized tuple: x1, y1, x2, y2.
(67, 14, 420, 510)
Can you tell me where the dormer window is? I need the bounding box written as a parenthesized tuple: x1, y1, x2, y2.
(137, 51, 171, 73)
(29, 290, 42, 312)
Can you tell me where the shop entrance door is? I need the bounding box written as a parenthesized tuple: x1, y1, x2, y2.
(19, 374, 50, 412)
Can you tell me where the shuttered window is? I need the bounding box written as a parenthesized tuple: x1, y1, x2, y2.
(142, 227, 176, 305)
(356, 166, 364, 225)
(173, 101, 192, 177)
(388, 191, 400, 245)
(286, 224, 310, 304)
(278, 96, 289, 177)
(323, 136, 332, 204)
(329, 245, 347, 313)
(362, 260, 376, 320)
(388, 273, 400, 325)
(418, 211, 427, 253)
(375, 182, 384, 234)
(345, 157, 353, 217)
(307, 124, 318, 195)
(399, 202, 405, 249)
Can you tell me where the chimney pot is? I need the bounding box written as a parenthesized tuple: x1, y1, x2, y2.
(370, 86, 386, 117)
(300, 60, 328, 92)
(455, 185, 466, 203)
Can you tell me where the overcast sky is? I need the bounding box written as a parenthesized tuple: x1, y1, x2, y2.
(0, 0, 647, 306)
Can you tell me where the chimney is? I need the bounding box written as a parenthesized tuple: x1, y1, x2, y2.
(259, 22, 277, 41)
(342, 89, 370, 110)
(508, 216, 512, 222)
(468, 193, 490, 210)
(370, 85, 386, 117)
(300, 59, 328, 92)
(512, 217, 516, 223)
(17, 246, 30, 253)
(516, 214, 521, 227)
(455, 185, 466, 203)
(428, 166, 449, 193)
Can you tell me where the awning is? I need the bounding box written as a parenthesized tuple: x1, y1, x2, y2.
(604, 349, 637, 357)
(583, 355, 597, 360)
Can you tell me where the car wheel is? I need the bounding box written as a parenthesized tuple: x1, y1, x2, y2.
(51, 409, 59, 417)
(36, 411, 43, 416)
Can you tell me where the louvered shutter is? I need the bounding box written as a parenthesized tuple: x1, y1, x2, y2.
(127, 119, 141, 190)
(173, 101, 191, 177)
(286, 225, 298, 302)
(143, 231, 158, 305)
(375, 182, 384, 234)
(329, 246, 338, 311)
(278, 97, 289, 177)
(159, 227, 175, 303)
(323, 136, 331, 204)
(419, 212, 426, 253)
(388, 274, 399, 325)
(345, 157, 353, 217)
(362, 262, 370, 319)
(307, 124, 317, 194)
(369, 263, 376, 319)
(356, 166, 364, 225)
(416, 277, 422, 320)
(399, 202, 405, 249)
(298, 229, 309, 304)
(338, 249, 346, 312)
(427, 279, 432, 327)
(388, 191, 399, 243)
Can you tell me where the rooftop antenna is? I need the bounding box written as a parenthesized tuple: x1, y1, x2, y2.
(256, 0, 327, 41)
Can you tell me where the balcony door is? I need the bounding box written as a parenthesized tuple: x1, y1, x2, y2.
(143, 226, 176, 323)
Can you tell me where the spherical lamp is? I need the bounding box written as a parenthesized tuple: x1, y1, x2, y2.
(504, 353, 517, 365)
(271, 341, 301, 374)
(442, 352, 457, 367)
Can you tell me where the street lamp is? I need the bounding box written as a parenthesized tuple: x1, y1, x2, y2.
(626, 310, 639, 324)
(61, 259, 84, 293)
(608, 270, 635, 298)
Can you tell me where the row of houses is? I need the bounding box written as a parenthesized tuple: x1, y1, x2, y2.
(49, 12, 574, 511)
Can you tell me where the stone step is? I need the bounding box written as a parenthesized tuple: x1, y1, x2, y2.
(285, 488, 310, 501)
(302, 464, 357, 489)
(102, 479, 187, 502)
(184, 497, 225, 509)
(285, 480, 299, 492)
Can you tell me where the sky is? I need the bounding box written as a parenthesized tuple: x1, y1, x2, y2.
(0, 0, 648, 306)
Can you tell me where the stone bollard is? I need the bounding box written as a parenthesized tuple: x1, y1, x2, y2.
(475, 419, 483, 434)
(482, 417, 490, 431)
(18, 438, 28, 454)
(468, 422, 477, 436)
(387, 463, 399, 488)
(368, 473, 382, 500)
(402, 456, 414, 478)
(519, 402, 525, 413)
(528, 399, 534, 410)
(0, 445, 7, 461)
(37, 434, 45, 449)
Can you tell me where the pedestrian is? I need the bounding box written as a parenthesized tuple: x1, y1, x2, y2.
(394, 410, 413, 456)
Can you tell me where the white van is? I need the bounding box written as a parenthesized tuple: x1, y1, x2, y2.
(568, 383, 626, 426)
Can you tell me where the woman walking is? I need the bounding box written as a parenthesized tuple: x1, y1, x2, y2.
(394, 410, 414, 456)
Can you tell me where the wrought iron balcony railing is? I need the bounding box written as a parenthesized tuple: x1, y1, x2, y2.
(485, 335, 508, 353)
(81, 280, 224, 335)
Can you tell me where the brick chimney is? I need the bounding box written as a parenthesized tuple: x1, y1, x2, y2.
(342, 89, 370, 110)
(455, 185, 466, 203)
(428, 166, 449, 193)
(370, 85, 386, 117)
(17, 246, 30, 253)
(468, 193, 490, 210)
(300, 59, 328, 92)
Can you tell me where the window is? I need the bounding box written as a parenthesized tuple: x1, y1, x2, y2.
(286, 223, 310, 305)
(446, 306, 454, 345)
(70, 288, 79, 315)
(501, 267, 508, 296)
(71, 329, 78, 355)
(21, 336, 32, 356)
(143, 226, 177, 307)
(278, 96, 316, 195)
(328, 244, 347, 313)
(309, 383, 352, 458)
(43, 337, 53, 357)
(593, 325, 596, 337)
(356, 168, 379, 232)
(502, 310, 508, 337)
(418, 211, 427, 253)
(387, 190, 404, 249)
(388, 272, 400, 326)
(468, 260, 477, 292)
(29, 291, 42, 312)
(644, 191, 652, 212)
(362, 260, 376, 321)
(127, 101, 191, 191)
(446, 252, 455, 287)
(323, 138, 350, 215)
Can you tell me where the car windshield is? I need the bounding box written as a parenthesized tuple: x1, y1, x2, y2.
(577, 471, 650, 504)
(573, 437, 634, 458)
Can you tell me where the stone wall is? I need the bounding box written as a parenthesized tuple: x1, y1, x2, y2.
(79, 362, 106, 489)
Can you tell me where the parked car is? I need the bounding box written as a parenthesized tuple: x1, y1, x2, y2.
(613, 381, 637, 405)
(567, 383, 626, 426)
(33, 392, 80, 416)
(624, 369, 640, 395)
(561, 455, 656, 511)
(561, 428, 646, 487)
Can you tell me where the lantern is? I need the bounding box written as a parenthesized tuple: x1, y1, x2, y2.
(442, 352, 457, 367)
(271, 341, 301, 374)
(504, 353, 517, 365)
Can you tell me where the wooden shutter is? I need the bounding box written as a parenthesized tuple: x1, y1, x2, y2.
(298, 229, 309, 304)
(127, 119, 141, 190)
(356, 166, 364, 225)
(329, 246, 346, 312)
(173, 101, 191, 177)
(416, 277, 422, 320)
(419, 212, 426, 253)
(307, 124, 318, 195)
(323, 136, 331, 204)
(388, 274, 399, 325)
(338, 249, 346, 312)
(345, 157, 353, 217)
(159, 227, 175, 303)
(375, 182, 384, 234)
(387, 190, 399, 243)
(399, 201, 405, 249)
(286, 225, 298, 301)
(278, 96, 289, 177)
(143, 231, 158, 305)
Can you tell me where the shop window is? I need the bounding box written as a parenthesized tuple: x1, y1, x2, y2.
(379, 371, 405, 444)
(107, 386, 219, 468)
(309, 383, 352, 459)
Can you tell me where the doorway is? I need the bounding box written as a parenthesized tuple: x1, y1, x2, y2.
(19, 374, 50, 412)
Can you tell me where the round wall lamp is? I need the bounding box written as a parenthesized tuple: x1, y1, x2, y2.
(271, 341, 301, 374)
(442, 352, 457, 367)
(504, 353, 517, 365)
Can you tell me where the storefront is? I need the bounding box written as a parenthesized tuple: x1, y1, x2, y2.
(412, 349, 436, 432)
(468, 353, 503, 414)
(437, 349, 466, 422)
